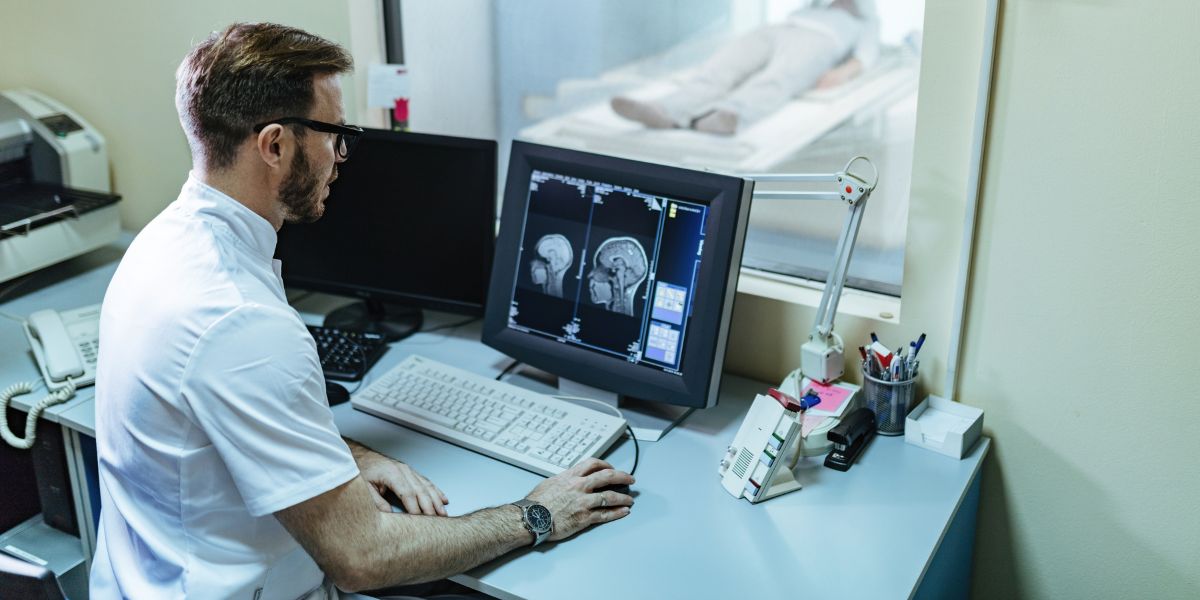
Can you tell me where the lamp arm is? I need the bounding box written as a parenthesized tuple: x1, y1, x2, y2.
(746, 157, 878, 383)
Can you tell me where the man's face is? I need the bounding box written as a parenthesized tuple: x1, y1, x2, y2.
(280, 74, 346, 224)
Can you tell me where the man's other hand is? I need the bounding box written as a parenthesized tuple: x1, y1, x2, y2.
(525, 458, 634, 542)
(357, 452, 449, 516)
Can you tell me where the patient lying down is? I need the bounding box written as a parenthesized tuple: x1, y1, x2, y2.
(611, 0, 879, 135)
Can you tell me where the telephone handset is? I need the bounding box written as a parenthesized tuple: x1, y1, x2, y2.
(1, 304, 100, 449)
(25, 305, 100, 389)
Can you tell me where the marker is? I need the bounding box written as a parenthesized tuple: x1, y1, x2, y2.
(870, 332, 879, 344)
(859, 346, 868, 361)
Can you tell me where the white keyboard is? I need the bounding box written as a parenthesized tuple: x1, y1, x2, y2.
(351, 354, 627, 476)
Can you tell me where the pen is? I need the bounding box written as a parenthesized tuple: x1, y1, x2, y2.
(870, 332, 879, 344)
(912, 333, 926, 357)
(859, 346, 868, 361)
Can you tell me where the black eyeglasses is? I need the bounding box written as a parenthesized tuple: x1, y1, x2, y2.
(252, 117, 364, 159)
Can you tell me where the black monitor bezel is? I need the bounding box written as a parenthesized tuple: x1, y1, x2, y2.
(482, 140, 750, 409)
(278, 129, 497, 316)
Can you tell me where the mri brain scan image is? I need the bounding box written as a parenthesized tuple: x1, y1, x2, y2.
(587, 237, 647, 316)
(530, 234, 574, 298)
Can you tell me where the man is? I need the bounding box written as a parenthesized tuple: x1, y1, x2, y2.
(92, 22, 634, 599)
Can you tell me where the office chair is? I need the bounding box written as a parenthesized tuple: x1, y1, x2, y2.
(0, 551, 67, 600)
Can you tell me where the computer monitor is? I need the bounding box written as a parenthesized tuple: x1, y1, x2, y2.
(276, 129, 496, 339)
(482, 141, 753, 439)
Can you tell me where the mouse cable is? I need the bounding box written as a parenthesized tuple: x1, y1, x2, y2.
(495, 360, 521, 381)
(552, 394, 639, 477)
(421, 316, 480, 334)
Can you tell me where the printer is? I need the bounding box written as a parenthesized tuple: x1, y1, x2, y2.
(0, 89, 120, 283)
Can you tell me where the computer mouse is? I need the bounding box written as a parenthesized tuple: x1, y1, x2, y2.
(595, 484, 632, 498)
(325, 381, 350, 406)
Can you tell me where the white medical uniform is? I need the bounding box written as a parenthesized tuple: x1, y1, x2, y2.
(90, 175, 359, 599)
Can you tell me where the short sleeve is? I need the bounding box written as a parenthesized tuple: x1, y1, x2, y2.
(180, 304, 358, 517)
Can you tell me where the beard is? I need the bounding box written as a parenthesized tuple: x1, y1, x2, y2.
(279, 144, 334, 225)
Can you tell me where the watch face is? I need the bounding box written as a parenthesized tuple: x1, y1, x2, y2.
(527, 504, 552, 533)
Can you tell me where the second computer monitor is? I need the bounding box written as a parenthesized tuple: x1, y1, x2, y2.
(482, 141, 753, 415)
(276, 129, 496, 335)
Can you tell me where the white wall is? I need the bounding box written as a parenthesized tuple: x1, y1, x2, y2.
(961, 0, 1200, 596)
(398, 0, 497, 141)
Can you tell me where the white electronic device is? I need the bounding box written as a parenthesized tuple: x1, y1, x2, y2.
(24, 304, 100, 390)
(1, 304, 99, 449)
(719, 157, 878, 502)
(0, 89, 121, 284)
(718, 393, 803, 503)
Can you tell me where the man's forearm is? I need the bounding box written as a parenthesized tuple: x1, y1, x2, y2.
(325, 438, 528, 587)
(360, 504, 530, 587)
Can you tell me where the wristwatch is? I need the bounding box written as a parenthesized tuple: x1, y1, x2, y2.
(511, 499, 553, 547)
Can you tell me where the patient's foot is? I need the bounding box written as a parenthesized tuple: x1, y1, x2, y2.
(691, 109, 738, 135)
(611, 96, 676, 129)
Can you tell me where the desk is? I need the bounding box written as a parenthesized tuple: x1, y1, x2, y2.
(0, 242, 122, 599)
(329, 313, 989, 600)
(2, 241, 989, 600)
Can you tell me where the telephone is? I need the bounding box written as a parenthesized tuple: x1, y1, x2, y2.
(0, 304, 100, 449)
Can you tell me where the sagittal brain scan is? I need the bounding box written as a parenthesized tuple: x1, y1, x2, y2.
(587, 237, 647, 316)
(506, 169, 708, 375)
(530, 234, 573, 298)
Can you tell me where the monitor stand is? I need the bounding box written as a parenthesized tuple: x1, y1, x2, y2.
(323, 298, 423, 342)
(558, 378, 692, 442)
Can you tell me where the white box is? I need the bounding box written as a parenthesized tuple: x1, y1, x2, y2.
(904, 395, 983, 459)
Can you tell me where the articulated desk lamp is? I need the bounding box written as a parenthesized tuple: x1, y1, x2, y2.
(719, 156, 879, 503)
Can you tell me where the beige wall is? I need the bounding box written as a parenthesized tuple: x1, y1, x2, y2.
(0, 0, 362, 230)
(962, 0, 1200, 597)
(734, 0, 1200, 597)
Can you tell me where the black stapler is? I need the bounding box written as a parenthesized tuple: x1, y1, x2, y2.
(824, 408, 876, 472)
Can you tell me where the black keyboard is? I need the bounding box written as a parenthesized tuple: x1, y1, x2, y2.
(307, 325, 389, 381)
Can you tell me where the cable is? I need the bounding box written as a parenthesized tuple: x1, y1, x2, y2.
(0, 272, 37, 304)
(495, 360, 521, 381)
(551, 394, 639, 476)
(624, 425, 640, 477)
(1, 378, 76, 450)
(421, 316, 480, 334)
(0, 310, 25, 324)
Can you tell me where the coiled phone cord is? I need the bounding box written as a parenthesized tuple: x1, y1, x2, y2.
(0, 379, 76, 449)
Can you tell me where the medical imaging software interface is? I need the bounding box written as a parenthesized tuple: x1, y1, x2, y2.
(507, 169, 709, 375)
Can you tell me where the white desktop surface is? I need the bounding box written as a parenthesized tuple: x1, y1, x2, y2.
(333, 321, 989, 600)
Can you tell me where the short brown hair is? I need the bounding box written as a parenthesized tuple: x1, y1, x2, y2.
(176, 23, 352, 170)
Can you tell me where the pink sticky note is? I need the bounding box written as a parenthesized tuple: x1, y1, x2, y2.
(801, 413, 830, 437)
(804, 380, 853, 416)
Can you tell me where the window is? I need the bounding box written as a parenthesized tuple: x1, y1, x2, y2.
(497, 0, 925, 297)
(383, 0, 928, 297)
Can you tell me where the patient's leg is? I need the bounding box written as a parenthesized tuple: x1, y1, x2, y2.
(710, 26, 846, 130)
(612, 29, 773, 128)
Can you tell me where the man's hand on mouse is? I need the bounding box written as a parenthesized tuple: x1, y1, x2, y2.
(524, 458, 634, 542)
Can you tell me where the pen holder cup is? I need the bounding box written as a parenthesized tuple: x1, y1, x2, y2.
(861, 368, 917, 436)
